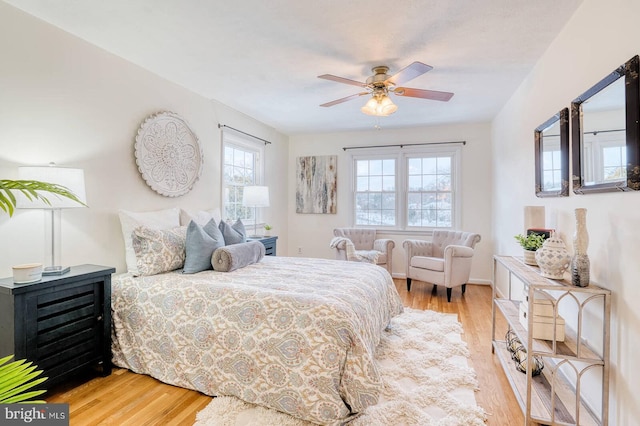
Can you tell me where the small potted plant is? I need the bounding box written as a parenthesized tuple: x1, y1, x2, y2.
(514, 233, 546, 266)
(263, 224, 272, 237)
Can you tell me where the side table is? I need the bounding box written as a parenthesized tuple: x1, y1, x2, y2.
(0, 264, 116, 389)
(247, 236, 278, 256)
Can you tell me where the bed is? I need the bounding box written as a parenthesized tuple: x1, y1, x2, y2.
(111, 256, 403, 425)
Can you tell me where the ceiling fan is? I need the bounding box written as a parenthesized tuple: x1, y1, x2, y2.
(318, 61, 453, 117)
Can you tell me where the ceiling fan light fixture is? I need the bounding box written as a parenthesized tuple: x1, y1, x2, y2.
(361, 94, 398, 117)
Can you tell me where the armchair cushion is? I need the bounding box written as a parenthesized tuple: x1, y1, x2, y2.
(411, 256, 444, 272)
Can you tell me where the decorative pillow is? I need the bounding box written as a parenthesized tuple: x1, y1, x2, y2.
(219, 219, 246, 245)
(183, 219, 225, 274)
(131, 225, 187, 276)
(212, 241, 265, 272)
(179, 208, 222, 227)
(118, 208, 180, 275)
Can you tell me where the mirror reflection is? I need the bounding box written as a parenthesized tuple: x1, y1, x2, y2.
(580, 77, 626, 186)
(542, 120, 562, 191)
(535, 108, 569, 197)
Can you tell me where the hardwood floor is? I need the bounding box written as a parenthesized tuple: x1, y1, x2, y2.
(46, 280, 523, 425)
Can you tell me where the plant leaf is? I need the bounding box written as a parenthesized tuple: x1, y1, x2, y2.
(0, 377, 48, 403)
(1, 388, 47, 404)
(0, 179, 86, 217)
(0, 356, 47, 404)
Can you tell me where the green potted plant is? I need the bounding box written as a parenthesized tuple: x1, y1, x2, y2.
(263, 224, 272, 237)
(514, 233, 546, 266)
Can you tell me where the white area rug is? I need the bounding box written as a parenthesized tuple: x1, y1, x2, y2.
(194, 308, 486, 426)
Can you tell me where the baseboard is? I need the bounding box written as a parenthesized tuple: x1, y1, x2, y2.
(391, 273, 492, 286)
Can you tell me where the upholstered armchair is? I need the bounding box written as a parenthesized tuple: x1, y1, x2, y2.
(403, 231, 481, 302)
(332, 228, 394, 274)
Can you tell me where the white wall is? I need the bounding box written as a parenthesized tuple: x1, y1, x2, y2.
(492, 0, 640, 422)
(289, 122, 493, 283)
(0, 2, 289, 276)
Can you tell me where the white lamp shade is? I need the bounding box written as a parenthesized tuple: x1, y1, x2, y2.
(16, 165, 87, 209)
(242, 186, 270, 207)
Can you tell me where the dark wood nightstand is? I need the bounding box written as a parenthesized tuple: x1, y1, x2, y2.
(0, 264, 116, 389)
(247, 236, 278, 256)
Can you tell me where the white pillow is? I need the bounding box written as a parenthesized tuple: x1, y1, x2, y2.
(179, 208, 222, 226)
(118, 208, 180, 275)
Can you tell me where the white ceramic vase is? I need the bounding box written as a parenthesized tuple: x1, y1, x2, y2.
(535, 236, 571, 279)
(571, 208, 590, 287)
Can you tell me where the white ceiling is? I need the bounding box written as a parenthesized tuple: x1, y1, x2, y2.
(4, 0, 582, 135)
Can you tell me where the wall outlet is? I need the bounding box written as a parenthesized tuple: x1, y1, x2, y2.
(297, 247, 303, 254)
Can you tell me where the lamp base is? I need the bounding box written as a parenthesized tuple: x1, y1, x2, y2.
(43, 265, 70, 276)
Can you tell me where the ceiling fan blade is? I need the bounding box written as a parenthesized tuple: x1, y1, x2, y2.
(318, 74, 367, 88)
(385, 62, 433, 86)
(320, 92, 368, 107)
(393, 87, 454, 102)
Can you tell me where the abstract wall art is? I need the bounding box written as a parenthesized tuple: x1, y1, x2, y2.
(296, 155, 337, 214)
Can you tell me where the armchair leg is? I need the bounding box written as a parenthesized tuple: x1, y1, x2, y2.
(446, 287, 452, 303)
(407, 278, 412, 292)
(462, 284, 466, 294)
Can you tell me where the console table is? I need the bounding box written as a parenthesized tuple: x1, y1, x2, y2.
(492, 256, 610, 425)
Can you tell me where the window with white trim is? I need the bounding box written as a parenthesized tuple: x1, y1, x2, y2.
(221, 132, 264, 226)
(352, 145, 461, 230)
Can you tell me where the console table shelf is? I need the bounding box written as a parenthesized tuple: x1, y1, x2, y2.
(492, 256, 610, 426)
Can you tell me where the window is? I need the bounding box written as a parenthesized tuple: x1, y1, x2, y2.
(355, 158, 396, 226)
(221, 132, 264, 226)
(352, 145, 461, 230)
(406, 155, 452, 228)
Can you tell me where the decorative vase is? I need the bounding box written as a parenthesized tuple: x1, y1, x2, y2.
(535, 236, 571, 279)
(523, 249, 537, 266)
(571, 208, 590, 287)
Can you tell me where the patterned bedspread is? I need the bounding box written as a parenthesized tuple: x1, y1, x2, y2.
(111, 256, 403, 425)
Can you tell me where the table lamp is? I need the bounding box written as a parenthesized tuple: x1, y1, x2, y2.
(242, 186, 269, 238)
(17, 163, 87, 275)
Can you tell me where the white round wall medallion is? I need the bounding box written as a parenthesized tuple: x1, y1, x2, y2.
(134, 111, 203, 197)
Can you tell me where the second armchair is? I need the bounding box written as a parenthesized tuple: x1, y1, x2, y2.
(403, 230, 481, 302)
(332, 228, 394, 274)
